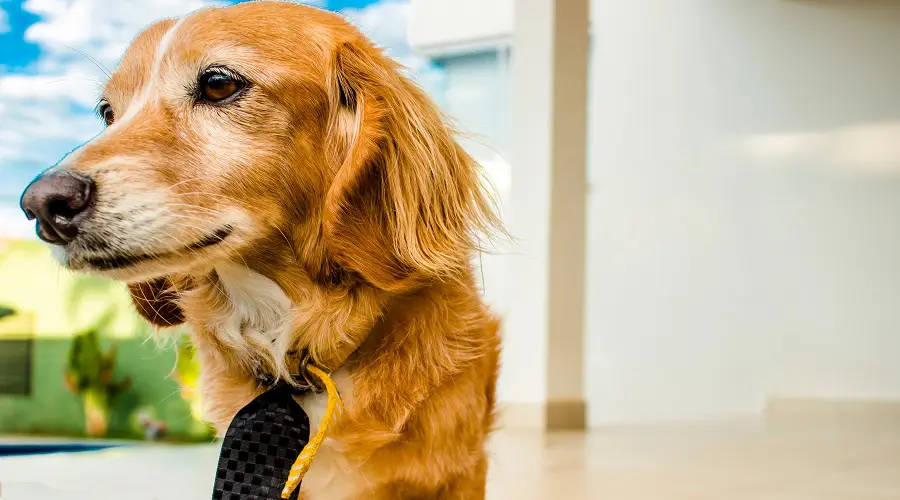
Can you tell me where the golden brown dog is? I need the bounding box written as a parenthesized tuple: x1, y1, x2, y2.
(19, 1, 502, 498)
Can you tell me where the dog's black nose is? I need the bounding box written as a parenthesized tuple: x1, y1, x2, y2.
(20, 171, 95, 244)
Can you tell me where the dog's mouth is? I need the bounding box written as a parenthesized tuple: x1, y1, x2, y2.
(83, 225, 234, 270)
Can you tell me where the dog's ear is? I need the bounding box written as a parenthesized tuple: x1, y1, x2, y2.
(128, 276, 185, 327)
(323, 41, 501, 292)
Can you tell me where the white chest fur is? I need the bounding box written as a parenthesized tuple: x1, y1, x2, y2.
(212, 263, 295, 376)
(212, 264, 363, 499)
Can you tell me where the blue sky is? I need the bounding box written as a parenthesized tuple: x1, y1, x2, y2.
(0, 0, 440, 238)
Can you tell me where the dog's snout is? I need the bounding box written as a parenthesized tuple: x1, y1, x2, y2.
(20, 171, 95, 245)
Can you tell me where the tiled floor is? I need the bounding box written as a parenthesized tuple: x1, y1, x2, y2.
(2, 425, 900, 499)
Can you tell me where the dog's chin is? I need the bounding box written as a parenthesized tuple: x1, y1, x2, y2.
(57, 224, 237, 282)
(61, 249, 197, 282)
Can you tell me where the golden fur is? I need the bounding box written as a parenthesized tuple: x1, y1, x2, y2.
(48, 1, 502, 498)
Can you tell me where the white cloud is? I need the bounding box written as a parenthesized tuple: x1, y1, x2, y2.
(0, 71, 102, 107)
(0, 7, 9, 35)
(341, 0, 410, 55)
(22, 0, 226, 63)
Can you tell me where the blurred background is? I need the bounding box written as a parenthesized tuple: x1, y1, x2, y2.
(2, 0, 900, 498)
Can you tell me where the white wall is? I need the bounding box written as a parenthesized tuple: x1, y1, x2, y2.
(413, 0, 900, 426)
(438, 52, 512, 320)
(409, 0, 513, 56)
(436, 52, 521, 402)
(588, 0, 900, 424)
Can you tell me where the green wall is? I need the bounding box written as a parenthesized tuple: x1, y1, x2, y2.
(0, 239, 209, 441)
(0, 338, 207, 440)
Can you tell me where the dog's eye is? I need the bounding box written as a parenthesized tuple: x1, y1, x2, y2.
(98, 102, 114, 126)
(199, 69, 245, 103)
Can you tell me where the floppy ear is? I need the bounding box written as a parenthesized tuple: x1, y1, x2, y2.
(128, 276, 185, 327)
(323, 41, 500, 293)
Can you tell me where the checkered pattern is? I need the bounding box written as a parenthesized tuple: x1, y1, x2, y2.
(212, 385, 310, 500)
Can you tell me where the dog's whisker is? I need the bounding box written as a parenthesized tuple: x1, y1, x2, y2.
(168, 191, 245, 202)
(159, 175, 229, 193)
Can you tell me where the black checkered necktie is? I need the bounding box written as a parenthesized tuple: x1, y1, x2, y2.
(211, 384, 310, 500)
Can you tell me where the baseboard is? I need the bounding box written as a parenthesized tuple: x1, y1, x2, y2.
(498, 400, 587, 431)
(546, 399, 587, 430)
(765, 396, 900, 430)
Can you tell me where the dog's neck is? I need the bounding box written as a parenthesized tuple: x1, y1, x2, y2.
(179, 255, 386, 387)
(176, 251, 493, 433)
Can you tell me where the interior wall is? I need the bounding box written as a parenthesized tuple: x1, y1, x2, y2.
(587, 0, 900, 424)
(437, 51, 524, 403)
(409, 0, 513, 55)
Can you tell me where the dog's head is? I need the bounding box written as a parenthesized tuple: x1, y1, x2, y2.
(20, 2, 499, 327)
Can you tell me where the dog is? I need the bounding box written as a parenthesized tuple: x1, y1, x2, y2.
(19, 2, 502, 498)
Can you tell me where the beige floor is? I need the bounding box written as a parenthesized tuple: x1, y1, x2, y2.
(2, 425, 900, 499)
(489, 426, 900, 500)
